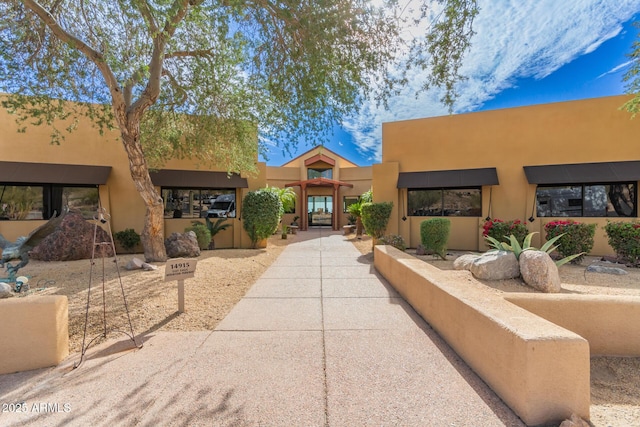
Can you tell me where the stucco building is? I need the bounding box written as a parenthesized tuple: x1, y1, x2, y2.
(0, 94, 638, 255)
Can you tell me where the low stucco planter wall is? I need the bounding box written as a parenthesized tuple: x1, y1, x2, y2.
(0, 295, 69, 375)
(374, 245, 590, 427)
(505, 294, 640, 356)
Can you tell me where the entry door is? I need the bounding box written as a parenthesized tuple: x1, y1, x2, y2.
(308, 196, 333, 226)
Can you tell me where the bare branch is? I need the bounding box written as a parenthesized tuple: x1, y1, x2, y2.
(21, 0, 125, 109)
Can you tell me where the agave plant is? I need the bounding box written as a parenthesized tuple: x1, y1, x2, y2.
(485, 232, 584, 267)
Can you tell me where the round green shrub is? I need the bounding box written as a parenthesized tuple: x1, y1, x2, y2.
(379, 234, 406, 251)
(544, 220, 595, 264)
(604, 221, 640, 266)
(186, 221, 212, 250)
(420, 218, 450, 260)
(242, 190, 281, 248)
(361, 202, 393, 240)
(114, 228, 141, 252)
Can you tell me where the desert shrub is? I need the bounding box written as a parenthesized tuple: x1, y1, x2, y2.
(114, 228, 140, 252)
(420, 218, 450, 260)
(186, 221, 212, 250)
(544, 220, 596, 264)
(482, 218, 528, 245)
(242, 190, 281, 248)
(604, 221, 640, 266)
(361, 202, 393, 241)
(379, 234, 406, 251)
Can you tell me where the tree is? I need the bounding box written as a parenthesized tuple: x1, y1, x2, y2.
(0, 0, 478, 261)
(242, 189, 280, 248)
(263, 185, 296, 222)
(622, 22, 640, 115)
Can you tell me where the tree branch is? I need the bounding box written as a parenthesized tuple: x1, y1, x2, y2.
(21, 0, 126, 114)
(165, 49, 215, 59)
(129, 0, 198, 116)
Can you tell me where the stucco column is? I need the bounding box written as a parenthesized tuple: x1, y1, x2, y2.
(332, 185, 339, 230)
(301, 184, 308, 231)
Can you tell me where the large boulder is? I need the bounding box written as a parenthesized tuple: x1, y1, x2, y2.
(30, 211, 114, 261)
(453, 254, 480, 270)
(0, 283, 13, 298)
(519, 250, 561, 293)
(165, 231, 200, 258)
(470, 250, 520, 280)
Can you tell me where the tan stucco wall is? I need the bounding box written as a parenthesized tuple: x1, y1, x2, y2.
(0, 295, 69, 374)
(266, 147, 372, 228)
(0, 106, 262, 248)
(374, 245, 591, 426)
(506, 294, 640, 356)
(381, 95, 640, 254)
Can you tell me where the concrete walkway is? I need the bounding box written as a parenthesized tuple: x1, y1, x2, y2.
(0, 229, 524, 426)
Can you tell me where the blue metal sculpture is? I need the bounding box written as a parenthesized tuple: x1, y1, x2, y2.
(0, 209, 67, 283)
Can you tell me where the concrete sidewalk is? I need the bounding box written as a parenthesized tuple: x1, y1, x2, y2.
(0, 229, 524, 426)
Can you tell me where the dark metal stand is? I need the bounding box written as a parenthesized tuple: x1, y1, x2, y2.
(74, 207, 141, 369)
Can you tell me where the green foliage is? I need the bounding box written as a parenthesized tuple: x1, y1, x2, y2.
(360, 189, 373, 204)
(361, 202, 393, 240)
(604, 221, 640, 266)
(482, 219, 528, 246)
(544, 220, 596, 264)
(420, 218, 451, 260)
(242, 190, 281, 248)
(262, 186, 295, 220)
(186, 221, 212, 251)
(205, 217, 231, 237)
(622, 22, 640, 117)
(484, 232, 585, 267)
(114, 228, 141, 252)
(379, 234, 407, 252)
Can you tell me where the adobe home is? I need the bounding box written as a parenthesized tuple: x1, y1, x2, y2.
(0, 94, 638, 255)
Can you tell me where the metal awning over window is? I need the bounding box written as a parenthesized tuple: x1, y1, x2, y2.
(0, 161, 111, 185)
(397, 167, 499, 188)
(150, 169, 248, 188)
(524, 161, 640, 184)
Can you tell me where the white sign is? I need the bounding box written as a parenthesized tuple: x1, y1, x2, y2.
(164, 258, 198, 282)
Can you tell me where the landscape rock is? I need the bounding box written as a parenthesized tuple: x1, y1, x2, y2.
(586, 264, 628, 275)
(415, 244, 427, 256)
(453, 254, 480, 270)
(519, 250, 561, 293)
(125, 258, 144, 270)
(559, 413, 590, 427)
(165, 232, 200, 258)
(30, 211, 114, 261)
(470, 251, 520, 280)
(0, 282, 13, 298)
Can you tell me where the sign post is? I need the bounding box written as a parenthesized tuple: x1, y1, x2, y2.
(164, 258, 198, 313)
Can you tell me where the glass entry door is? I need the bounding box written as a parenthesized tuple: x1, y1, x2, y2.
(308, 196, 333, 226)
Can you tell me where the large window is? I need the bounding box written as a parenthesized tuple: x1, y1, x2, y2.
(307, 168, 333, 179)
(408, 188, 482, 217)
(536, 183, 637, 217)
(0, 184, 99, 220)
(343, 196, 359, 213)
(162, 188, 235, 219)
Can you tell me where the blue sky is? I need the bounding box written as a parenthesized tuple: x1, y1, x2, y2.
(262, 1, 640, 167)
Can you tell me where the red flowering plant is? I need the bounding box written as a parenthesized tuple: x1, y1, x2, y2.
(544, 220, 596, 265)
(482, 218, 528, 246)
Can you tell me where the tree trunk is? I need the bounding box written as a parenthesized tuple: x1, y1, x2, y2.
(120, 126, 167, 262)
(355, 216, 363, 237)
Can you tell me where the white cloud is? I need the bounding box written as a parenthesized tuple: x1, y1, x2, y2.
(344, 0, 640, 162)
(597, 60, 633, 78)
